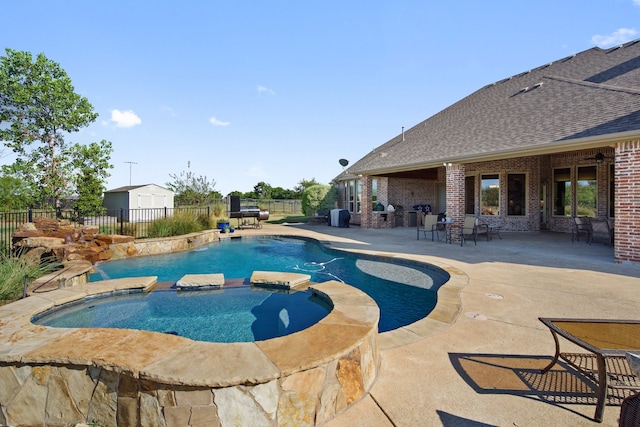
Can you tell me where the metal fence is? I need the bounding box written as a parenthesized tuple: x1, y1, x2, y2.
(0, 199, 303, 254)
(235, 198, 302, 214)
(1, 206, 210, 254)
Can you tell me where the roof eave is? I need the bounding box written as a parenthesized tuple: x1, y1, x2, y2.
(346, 129, 640, 177)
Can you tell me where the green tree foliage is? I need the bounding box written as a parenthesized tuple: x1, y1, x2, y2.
(0, 49, 99, 207)
(166, 162, 221, 206)
(0, 172, 30, 211)
(270, 186, 296, 199)
(293, 178, 320, 197)
(301, 184, 337, 216)
(253, 182, 272, 199)
(69, 140, 113, 216)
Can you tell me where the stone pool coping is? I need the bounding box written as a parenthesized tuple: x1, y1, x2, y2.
(216, 231, 469, 350)
(322, 246, 468, 350)
(0, 276, 379, 387)
(0, 275, 380, 426)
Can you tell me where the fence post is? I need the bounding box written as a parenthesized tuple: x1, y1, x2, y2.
(165, 206, 168, 218)
(120, 209, 124, 235)
(28, 208, 33, 223)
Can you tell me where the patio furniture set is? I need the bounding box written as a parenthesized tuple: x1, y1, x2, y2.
(417, 215, 501, 246)
(539, 318, 640, 423)
(572, 216, 614, 246)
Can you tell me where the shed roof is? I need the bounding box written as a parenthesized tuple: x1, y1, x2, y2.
(346, 39, 640, 177)
(105, 184, 171, 193)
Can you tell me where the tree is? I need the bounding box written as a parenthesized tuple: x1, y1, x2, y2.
(166, 162, 221, 206)
(294, 178, 320, 197)
(0, 48, 98, 207)
(0, 172, 30, 211)
(301, 184, 337, 216)
(253, 182, 272, 199)
(270, 186, 296, 199)
(69, 140, 113, 216)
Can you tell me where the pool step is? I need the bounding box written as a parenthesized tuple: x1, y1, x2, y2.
(176, 273, 225, 290)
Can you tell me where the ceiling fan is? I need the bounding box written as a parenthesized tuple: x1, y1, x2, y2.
(585, 152, 610, 163)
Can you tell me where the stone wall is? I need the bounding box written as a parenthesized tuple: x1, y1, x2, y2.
(108, 230, 220, 260)
(0, 280, 379, 426)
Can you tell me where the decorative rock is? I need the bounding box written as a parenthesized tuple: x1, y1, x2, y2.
(176, 274, 225, 290)
(95, 234, 135, 244)
(11, 218, 133, 265)
(14, 236, 66, 248)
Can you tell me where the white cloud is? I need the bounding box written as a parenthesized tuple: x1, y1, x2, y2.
(592, 28, 638, 48)
(634, 0, 640, 6)
(246, 165, 267, 178)
(257, 85, 275, 95)
(110, 109, 142, 128)
(209, 116, 230, 126)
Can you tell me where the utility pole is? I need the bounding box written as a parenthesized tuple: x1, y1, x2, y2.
(124, 161, 137, 186)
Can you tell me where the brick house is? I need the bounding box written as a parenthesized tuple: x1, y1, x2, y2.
(335, 39, 640, 263)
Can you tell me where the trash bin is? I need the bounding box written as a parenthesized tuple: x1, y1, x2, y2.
(338, 209, 350, 228)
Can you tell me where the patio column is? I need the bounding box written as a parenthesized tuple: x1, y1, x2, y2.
(614, 139, 640, 263)
(360, 175, 372, 228)
(445, 163, 466, 242)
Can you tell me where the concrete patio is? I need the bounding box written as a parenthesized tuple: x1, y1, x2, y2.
(242, 223, 640, 426)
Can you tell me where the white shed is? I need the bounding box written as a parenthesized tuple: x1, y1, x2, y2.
(103, 184, 174, 222)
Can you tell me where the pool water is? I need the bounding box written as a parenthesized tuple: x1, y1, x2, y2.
(34, 286, 331, 343)
(90, 236, 448, 332)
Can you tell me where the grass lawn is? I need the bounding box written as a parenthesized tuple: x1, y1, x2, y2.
(265, 214, 310, 224)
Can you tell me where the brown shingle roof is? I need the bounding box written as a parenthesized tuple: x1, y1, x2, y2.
(347, 39, 640, 176)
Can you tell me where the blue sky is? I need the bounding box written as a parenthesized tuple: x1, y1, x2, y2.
(2, 1, 639, 196)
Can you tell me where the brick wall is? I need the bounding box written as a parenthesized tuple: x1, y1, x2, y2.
(614, 140, 640, 263)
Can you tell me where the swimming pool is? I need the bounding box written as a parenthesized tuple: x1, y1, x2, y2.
(33, 286, 331, 342)
(91, 236, 449, 332)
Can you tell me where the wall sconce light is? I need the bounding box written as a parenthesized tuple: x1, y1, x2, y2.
(443, 162, 452, 167)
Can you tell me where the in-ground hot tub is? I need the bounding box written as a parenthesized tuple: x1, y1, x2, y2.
(0, 275, 379, 426)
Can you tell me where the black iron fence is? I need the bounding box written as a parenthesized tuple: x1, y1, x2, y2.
(1, 206, 210, 254)
(0, 199, 303, 254)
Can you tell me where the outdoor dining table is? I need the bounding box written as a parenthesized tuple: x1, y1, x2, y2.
(538, 318, 640, 422)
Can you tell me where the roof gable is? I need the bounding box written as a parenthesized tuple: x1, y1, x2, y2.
(348, 39, 640, 176)
(105, 184, 171, 193)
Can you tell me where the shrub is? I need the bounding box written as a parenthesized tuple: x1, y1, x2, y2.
(0, 254, 60, 303)
(121, 222, 137, 237)
(147, 212, 204, 238)
(196, 213, 212, 229)
(301, 185, 337, 216)
(211, 201, 227, 218)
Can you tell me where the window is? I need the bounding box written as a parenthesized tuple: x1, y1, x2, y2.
(481, 174, 499, 215)
(577, 166, 597, 217)
(553, 168, 571, 216)
(507, 173, 526, 216)
(348, 181, 355, 212)
(356, 180, 363, 213)
(371, 179, 377, 211)
(465, 176, 475, 215)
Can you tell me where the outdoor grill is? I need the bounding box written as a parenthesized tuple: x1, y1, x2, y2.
(230, 205, 269, 228)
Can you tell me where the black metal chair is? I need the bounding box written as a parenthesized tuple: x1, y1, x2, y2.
(571, 216, 592, 244)
(619, 392, 640, 427)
